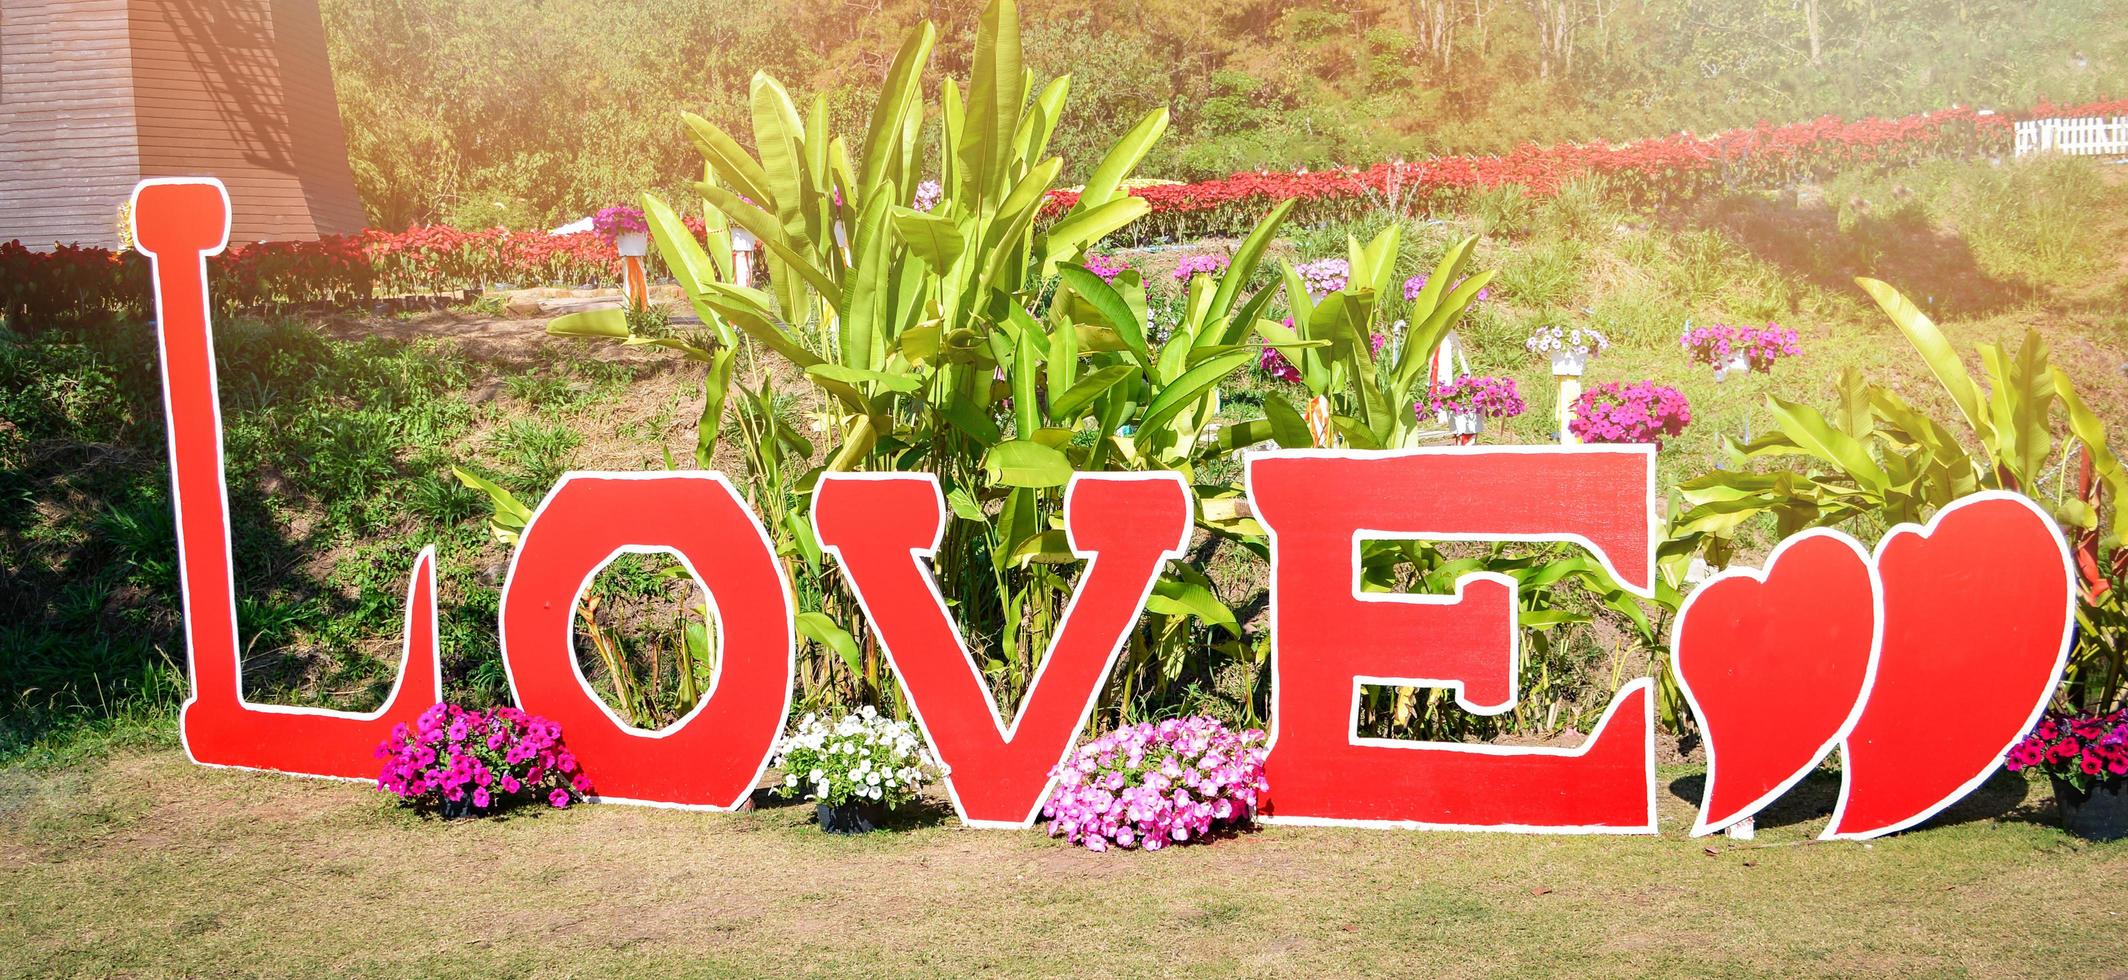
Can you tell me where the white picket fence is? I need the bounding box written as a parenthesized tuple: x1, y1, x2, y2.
(2014, 116, 2128, 157)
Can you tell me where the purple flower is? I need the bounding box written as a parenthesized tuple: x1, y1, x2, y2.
(912, 179, 943, 213)
(370, 703, 583, 816)
(1040, 717, 1267, 852)
(1422, 375, 1525, 420)
(1171, 253, 1230, 283)
(1681, 322, 1801, 373)
(1295, 257, 1348, 297)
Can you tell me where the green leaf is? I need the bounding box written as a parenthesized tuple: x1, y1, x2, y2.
(1071, 107, 1168, 212)
(796, 612, 865, 677)
(1139, 348, 1255, 438)
(1050, 364, 1135, 420)
(546, 307, 630, 339)
(858, 23, 936, 204)
(1209, 201, 1295, 323)
(1058, 264, 1150, 368)
(680, 112, 776, 211)
(450, 467, 531, 545)
(1856, 277, 1993, 444)
(1262, 396, 1314, 449)
(890, 207, 965, 272)
(806, 363, 920, 393)
(958, 0, 1022, 204)
(983, 439, 1073, 488)
(695, 347, 736, 467)
(1144, 577, 1239, 634)
(1767, 395, 1890, 495)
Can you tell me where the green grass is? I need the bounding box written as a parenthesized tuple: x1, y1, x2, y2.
(1, 748, 2121, 975)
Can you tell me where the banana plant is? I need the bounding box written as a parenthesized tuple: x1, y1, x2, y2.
(1257, 229, 1496, 450)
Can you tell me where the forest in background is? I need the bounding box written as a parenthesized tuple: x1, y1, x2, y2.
(321, 0, 2128, 230)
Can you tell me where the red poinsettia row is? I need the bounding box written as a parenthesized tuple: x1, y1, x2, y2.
(5, 99, 2120, 323)
(1049, 98, 2128, 241)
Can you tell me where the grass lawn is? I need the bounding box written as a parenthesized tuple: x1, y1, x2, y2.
(1, 748, 2118, 976)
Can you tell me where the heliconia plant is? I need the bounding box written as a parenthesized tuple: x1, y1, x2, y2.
(512, 0, 1293, 721)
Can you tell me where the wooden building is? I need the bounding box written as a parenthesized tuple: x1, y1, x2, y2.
(0, 0, 364, 247)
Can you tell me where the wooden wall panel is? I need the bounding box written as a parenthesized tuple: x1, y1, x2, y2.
(128, 0, 364, 241)
(0, 0, 143, 248)
(0, 0, 365, 246)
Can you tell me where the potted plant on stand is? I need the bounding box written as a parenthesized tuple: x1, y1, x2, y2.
(2006, 708, 2128, 840)
(1525, 326, 1609, 444)
(593, 204, 651, 311)
(771, 707, 941, 834)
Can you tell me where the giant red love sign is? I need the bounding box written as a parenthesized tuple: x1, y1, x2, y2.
(133, 178, 2077, 840)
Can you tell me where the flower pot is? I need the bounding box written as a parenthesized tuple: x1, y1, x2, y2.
(816, 799, 889, 834)
(614, 231, 649, 258)
(1712, 352, 1751, 383)
(1452, 412, 1481, 437)
(2050, 776, 2128, 840)
(1549, 350, 1588, 377)
(439, 798, 485, 820)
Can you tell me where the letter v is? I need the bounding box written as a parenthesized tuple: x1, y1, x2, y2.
(813, 472, 1189, 827)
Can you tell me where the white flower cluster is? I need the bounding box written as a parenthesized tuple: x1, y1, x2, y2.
(771, 706, 940, 809)
(1524, 324, 1610, 358)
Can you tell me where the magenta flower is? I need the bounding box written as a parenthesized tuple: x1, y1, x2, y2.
(372, 702, 587, 816)
(1569, 381, 1692, 447)
(1084, 252, 1128, 284)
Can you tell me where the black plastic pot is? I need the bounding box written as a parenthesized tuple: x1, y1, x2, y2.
(2050, 776, 2128, 840)
(815, 800, 889, 834)
(440, 798, 486, 821)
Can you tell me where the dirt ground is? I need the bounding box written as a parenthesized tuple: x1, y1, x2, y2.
(1, 749, 2120, 977)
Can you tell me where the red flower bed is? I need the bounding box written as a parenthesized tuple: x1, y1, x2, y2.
(1051, 98, 2128, 241)
(3, 98, 2118, 321)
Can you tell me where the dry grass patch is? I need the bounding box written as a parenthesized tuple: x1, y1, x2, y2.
(2, 750, 2122, 976)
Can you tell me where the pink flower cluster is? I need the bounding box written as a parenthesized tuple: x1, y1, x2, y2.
(1569, 381, 1692, 447)
(2007, 709, 2128, 791)
(912, 179, 943, 212)
(374, 703, 589, 814)
(1295, 257, 1349, 297)
(1424, 374, 1525, 419)
(1171, 253, 1230, 282)
(1680, 322, 1802, 372)
(591, 205, 648, 242)
(1403, 273, 1491, 304)
(1043, 717, 1268, 852)
(1084, 252, 1128, 284)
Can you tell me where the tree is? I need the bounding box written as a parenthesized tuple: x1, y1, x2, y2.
(1527, 0, 1589, 79)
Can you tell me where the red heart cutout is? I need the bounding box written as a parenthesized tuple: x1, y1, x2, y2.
(1673, 531, 1879, 836)
(1826, 492, 2074, 839)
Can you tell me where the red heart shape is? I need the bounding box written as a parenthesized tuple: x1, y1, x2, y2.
(1673, 531, 1879, 836)
(1826, 492, 2074, 839)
